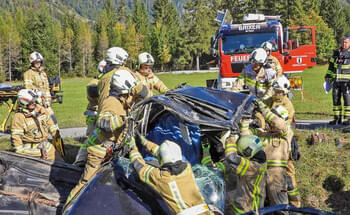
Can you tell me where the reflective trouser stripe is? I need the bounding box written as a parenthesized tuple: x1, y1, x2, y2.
(288, 188, 300, 196)
(176, 204, 209, 215)
(344, 106, 350, 118)
(169, 181, 187, 211)
(267, 160, 288, 167)
(336, 74, 350, 79)
(333, 105, 341, 116)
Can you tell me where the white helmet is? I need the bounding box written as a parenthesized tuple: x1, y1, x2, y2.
(137, 52, 154, 66)
(272, 76, 290, 94)
(272, 105, 289, 121)
(106, 47, 129, 65)
(29, 52, 44, 64)
(97, 60, 107, 73)
(159, 140, 182, 165)
(110, 70, 137, 94)
(18, 89, 37, 106)
(261, 41, 274, 51)
(249, 48, 267, 65)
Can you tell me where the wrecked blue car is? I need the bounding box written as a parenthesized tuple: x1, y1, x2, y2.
(0, 86, 338, 215)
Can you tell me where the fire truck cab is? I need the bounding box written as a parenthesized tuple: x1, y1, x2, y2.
(210, 13, 317, 90)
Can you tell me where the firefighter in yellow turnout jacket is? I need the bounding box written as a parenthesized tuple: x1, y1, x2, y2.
(225, 132, 267, 214)
(67, 69, 146, 203)
(23, 52, 54, 115)
(10, 89, 62, 161)
(128, 136, 211, 215)
(73, 60, 107, 167)
(250, 99, 291, 212)
(133, 52, 169, 99)
(261, 41, 283, 77)
(232, 48, 277, 100)
(97, 47, 144, 112)
(266, 76, 300, 207)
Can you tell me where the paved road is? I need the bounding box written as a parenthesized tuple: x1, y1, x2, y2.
(0, 127, 87, 139)
(1, 120, 349, 140)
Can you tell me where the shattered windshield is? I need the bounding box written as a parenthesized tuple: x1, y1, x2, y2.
(222, 32, 278, 55)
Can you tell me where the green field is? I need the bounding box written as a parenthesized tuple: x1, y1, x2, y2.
(0, 65, 331, 128)
(1, 66, 350, 212)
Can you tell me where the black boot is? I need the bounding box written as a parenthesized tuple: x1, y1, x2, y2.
(343, 118, 350, 125)
(330, 116, 342, 125)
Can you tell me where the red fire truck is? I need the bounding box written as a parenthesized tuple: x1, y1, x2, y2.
(210, 13, 317, 90)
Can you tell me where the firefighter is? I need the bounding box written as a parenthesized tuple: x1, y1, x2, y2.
(251, 100, 291, 213)
(10, 89, 62, 161)
(73, 60, 107, 167)
(267, 76, 301, 207)
(85, 60, 107, 136)
(97, 47, 145, 111)
(325, 35, 350, 125)
(23, 52, 56, 120)
(67, 69, 146, 203)
(261, 41, 283, 77)
(232, 48, 277, 100)
(225, 131, 267, 214)
(133, 52, 169, 100)
(127, 136, 211, 215)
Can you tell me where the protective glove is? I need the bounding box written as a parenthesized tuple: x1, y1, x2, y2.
(125, 136, 136, 150)
(253, 98, 267, 114)
(202, 142, 210, 153)
(86, 116, 96, 125)
(136, 133, 147, 146)
(98, 118, 112, 133)
(131, 82, 148, 99)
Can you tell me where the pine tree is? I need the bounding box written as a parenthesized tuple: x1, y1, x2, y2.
(319, 0, 347, 43)
(0, 16, 5, 82)
(152, 0, 181, 66)
(116, 0, 130, 25)
(63, 27, 74, 73)
(151, 21, 171, 71)
(2, 12, 21, 81)
(74, 21, 93, 77)
(123, 19, 142, 68)
(132, 0, 151, 52)
(183, 0, 216, 70)
(21, 4, 59, 77)
(112, 22, 126, 47)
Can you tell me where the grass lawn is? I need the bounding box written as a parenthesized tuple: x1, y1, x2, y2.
(0, 66, 349, 212)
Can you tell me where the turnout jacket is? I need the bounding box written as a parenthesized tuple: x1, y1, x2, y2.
(133, 70, 169, 98)
(130, 140, 210, 215)
(325, 48, 350, 83)
(11, 105, 58, 154)
(225, 135, 267, 214)
(268, 55, 283, 77)
(232, 64, 276, 99)
(23, 67, 51, 104)
(242, 109, 290, 168)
